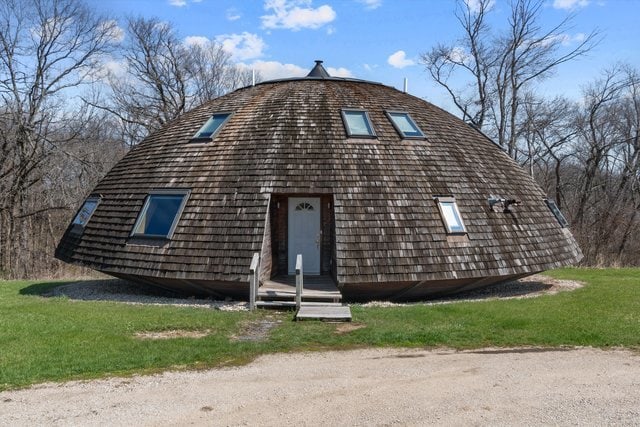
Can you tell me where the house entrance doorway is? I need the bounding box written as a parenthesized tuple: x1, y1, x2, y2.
(288, 197, 321, 275)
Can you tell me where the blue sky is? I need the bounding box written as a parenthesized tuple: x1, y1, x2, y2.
(88, 0, 640, 111)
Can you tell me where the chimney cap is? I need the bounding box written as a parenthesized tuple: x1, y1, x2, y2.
(306, 60, 331, 78)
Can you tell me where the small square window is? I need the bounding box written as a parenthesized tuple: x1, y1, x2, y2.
(544, 199, 569, 227)
(385, 111, 425, 138)
(341, 109, 376, 137)
(71, 196, 100, 230)
(435, 196, 467, 234)
(131, 190, 190, 239)
(190, 112, 232, 142)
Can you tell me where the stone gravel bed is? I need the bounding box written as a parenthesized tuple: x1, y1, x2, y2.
(48, 279, 248, 311)
(45, 274, 581, 310)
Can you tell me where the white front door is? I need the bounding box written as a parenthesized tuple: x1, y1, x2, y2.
(288, 197, 321, 275)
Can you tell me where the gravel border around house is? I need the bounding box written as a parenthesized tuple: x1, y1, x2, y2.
(44, 274, 582, 310)
(47, 279, 249, 311)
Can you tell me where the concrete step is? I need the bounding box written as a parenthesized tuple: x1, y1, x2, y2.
(296, 304, 352, 322)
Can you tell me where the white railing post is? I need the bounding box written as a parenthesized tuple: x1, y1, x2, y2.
(249, 253, 260, 311)
(295, 254, 303, 310)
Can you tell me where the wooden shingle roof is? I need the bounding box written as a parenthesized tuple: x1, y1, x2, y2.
(56, 72, 582, 291)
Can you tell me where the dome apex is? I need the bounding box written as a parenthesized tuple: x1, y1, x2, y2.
(306, 60, 331, 78)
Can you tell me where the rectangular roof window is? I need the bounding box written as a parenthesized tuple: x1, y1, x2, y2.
(71, 196, 100, 230)
(435, 196, 467, 234)
(131, 190, 190, 239)
(545, 199, 569, 227)
(190, 112, 232, 142)
(386, 111, 425, 138)
(341, 109, 376, 137)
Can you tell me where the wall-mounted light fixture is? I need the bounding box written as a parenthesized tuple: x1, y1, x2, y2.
(488, 195, 521, 213)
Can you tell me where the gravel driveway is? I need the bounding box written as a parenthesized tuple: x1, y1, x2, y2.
(2, 347, 639, 426)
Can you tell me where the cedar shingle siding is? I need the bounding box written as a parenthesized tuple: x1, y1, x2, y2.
(55, 66, 582, 300)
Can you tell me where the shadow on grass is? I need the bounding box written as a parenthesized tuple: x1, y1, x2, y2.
(18, 279, 247, 309)
(19, 281, 72, 296)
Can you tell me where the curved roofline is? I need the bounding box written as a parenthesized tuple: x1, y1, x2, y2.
(254, 59, 388, 88)
(256, 75, 387, 87)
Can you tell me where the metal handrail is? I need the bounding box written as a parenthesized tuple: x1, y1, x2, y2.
(295, 254, 303, 309)
(249, 253, 260, 310)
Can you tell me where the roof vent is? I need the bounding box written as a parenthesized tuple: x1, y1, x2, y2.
(307, 60, 331, 78)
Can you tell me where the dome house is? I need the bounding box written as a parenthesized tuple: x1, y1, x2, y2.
(55, 61, 582, 302)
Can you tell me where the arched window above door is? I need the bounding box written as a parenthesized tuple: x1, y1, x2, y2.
(295, 202, 314, 211)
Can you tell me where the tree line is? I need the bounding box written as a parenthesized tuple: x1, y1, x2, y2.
(0, 0, 254, 278)
(422, 0, 639, 266)
(0, 0, 637, 279)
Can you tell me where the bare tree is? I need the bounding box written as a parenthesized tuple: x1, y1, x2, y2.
(421, 0, 640, 266)
(187, 41, 256, 105)
(95, 17, 191, 145)
(94, 17, 260, 146)
(421, 0, 598, 159)
(520, 93, 578, 207)
(0, 0, 119, 277)
(422, 0, 494, 129)
(562, 65, 640, 265)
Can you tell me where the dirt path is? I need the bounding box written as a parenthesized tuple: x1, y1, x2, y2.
(2, 347, 639, 426)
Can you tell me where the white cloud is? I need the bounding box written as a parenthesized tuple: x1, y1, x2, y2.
(104, 59, 127, 77)
(327, 67, 353, 77)
(240, 60, 307, 81)
(358, 0, 382, 10)
(169, 0, 203, 6)
(572, 32, 586, 43)
(183, 35, 210, 47)
(553, 0, 589, 9)
(226, 8, 242, 21)
(261, 0, 336, 31)
(560, 32, 585, 45)
(539, 32, 586, 47)
(387, 50, 415, 69)
(464, 0, 495, 13)
(87, 56, 127, 82)
(215, 32, 266, 61)
(447, 46, 468, 63)
(98, 20, 125, 43)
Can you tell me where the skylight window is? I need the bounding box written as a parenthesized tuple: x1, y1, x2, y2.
(190, 112, 232, 142)
(385, 111, 425, 138)
(544, 199, 569, 228)
(131, 190, 190, 238)
(71, 196, 100, 231)
(341, 109, 376, 137)
(434, 196, 467, 234)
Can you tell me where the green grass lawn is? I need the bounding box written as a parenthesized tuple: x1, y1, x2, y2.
(1, 268, 638, 391)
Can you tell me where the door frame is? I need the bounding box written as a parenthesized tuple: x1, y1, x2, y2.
(287, 196, 321, 275)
